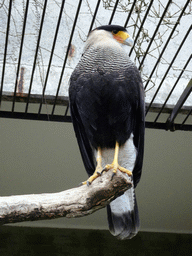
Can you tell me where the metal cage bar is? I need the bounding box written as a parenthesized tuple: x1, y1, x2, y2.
(88, 0, 101, 33)
(138, 0, 172, 70)
(129, 0, 155, 57)
(166, 79, 192, 131)
(182, 108, 192, 126)
(51, 0, 83, 117)
(0, 0, 191, 132)
(25, 0, 48, 114)
(124, 0, 137, 28)
(146, 24, 192, 115)
(108, 0, 120, 25)
(154, 54, 192, 123)
(12, 0, 30, 112)
(144, 0, 191, 91)
(0, 0, 13, 105)
(37, 0, 66, 117)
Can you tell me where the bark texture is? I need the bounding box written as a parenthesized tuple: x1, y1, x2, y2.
(0, 170, 132, 224)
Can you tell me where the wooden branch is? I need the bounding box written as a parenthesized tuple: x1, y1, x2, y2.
(0, 170, 132, 225)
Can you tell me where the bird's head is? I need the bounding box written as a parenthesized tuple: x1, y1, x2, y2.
(93, 25, 134, 47)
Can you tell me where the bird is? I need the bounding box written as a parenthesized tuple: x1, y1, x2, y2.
(69, 25, 145, 240)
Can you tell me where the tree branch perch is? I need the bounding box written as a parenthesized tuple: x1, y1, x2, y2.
(0, 170, 132, 225)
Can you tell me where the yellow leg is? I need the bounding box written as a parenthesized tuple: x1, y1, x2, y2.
(82, 147, 103, 186)
(81, 142, 132, 186)
(104, 142, 132, 178)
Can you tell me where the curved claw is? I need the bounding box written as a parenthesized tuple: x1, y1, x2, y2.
(101, 168, 106, 174)
(78, 181, 85, 187)
(111, 172, 116, 181)
(80, 168, 102, 187)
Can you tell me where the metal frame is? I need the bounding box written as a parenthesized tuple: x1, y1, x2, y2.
(0, 0, 192, 132)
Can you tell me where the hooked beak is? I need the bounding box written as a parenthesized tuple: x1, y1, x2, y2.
(124, 37, 134, 47)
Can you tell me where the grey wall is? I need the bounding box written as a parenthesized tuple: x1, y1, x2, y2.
(0, 118, 191, 233)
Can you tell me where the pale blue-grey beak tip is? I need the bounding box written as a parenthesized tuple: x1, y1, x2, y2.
(124, 37, 134, 47)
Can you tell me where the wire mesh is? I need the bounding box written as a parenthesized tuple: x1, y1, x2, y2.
(0, 0, 191, 130)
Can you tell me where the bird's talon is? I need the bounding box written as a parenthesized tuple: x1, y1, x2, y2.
(79, 181, 86, 186)
(111, 172, 116, 181)
(101, 168, 106, 174)
(87, 181, 91, 186)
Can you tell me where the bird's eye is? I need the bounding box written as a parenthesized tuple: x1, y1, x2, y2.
(112, 30, 118, 34)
